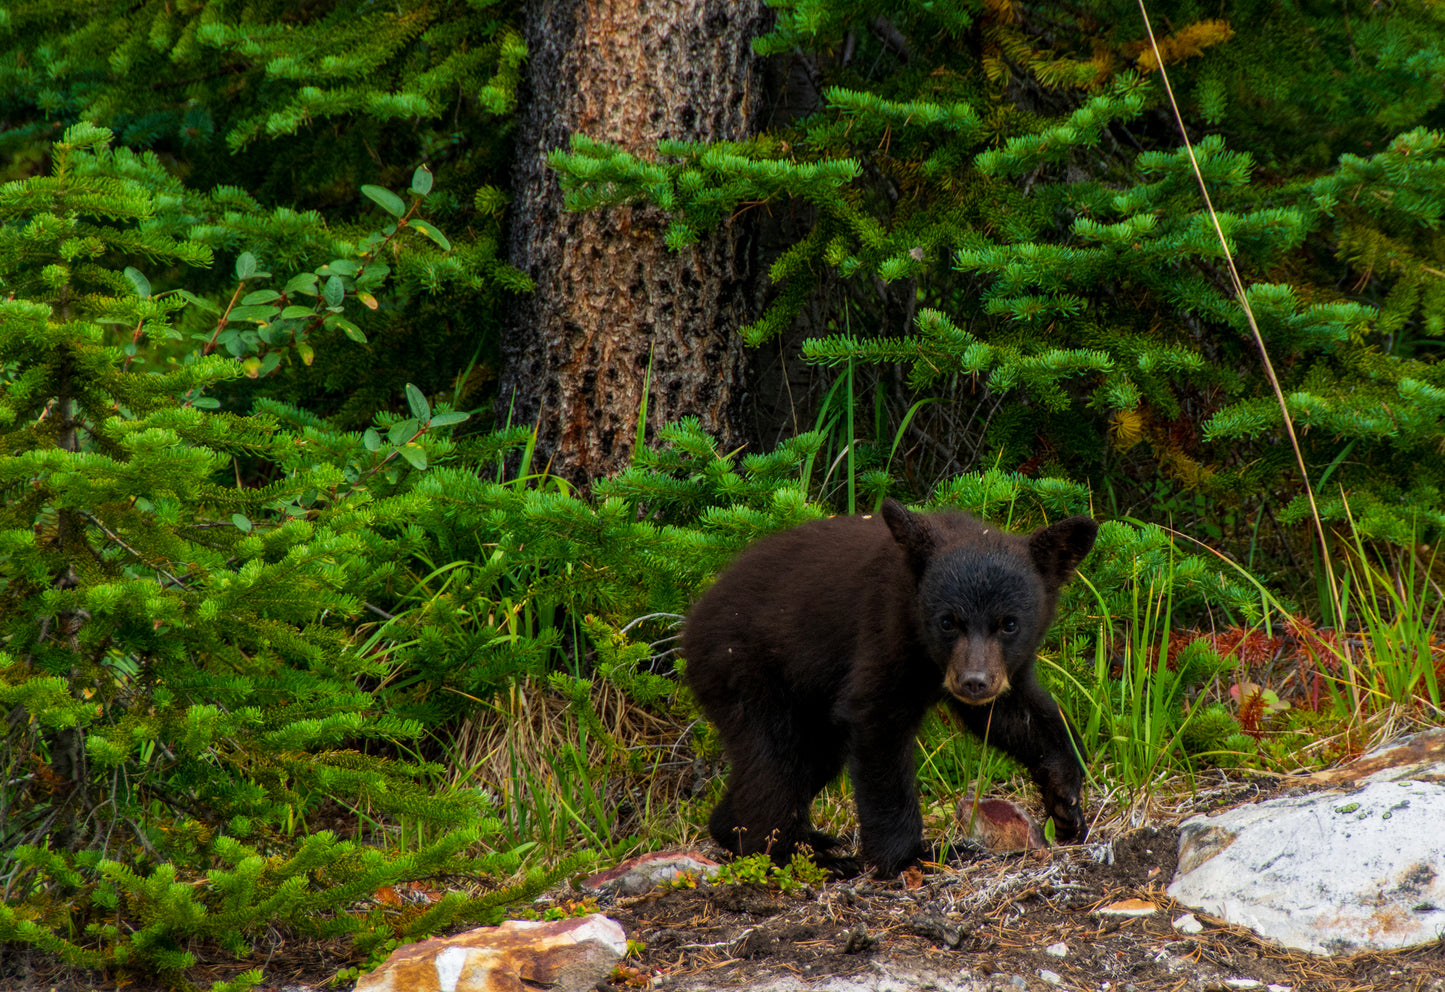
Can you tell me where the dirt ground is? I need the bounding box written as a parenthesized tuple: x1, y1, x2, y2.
(7, 776, 1443, 992)
(591, 785, 1445, 992)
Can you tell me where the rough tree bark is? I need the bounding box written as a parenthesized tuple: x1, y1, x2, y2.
(500, 0, 768, 486)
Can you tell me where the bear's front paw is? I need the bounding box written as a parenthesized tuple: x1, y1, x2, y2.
(1046, 792, 1087, 843)
(1035, 753, 1086, 843)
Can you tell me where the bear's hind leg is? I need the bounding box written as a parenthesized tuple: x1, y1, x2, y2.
(707, 701, 844, 862)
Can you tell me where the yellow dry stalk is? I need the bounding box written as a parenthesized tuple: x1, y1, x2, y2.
(1130, 19, 1235, 72)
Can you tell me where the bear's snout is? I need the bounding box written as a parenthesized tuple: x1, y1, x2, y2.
(944, 639, 1010, 703)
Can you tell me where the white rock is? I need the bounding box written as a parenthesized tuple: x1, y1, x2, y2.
(1167, 779, 1445, 955)
(1044, 941, 1068, 957)
(1038, 969, 1062, 984)
(1172, 912, 1203, 934)
(1223, 981, 1262, 990)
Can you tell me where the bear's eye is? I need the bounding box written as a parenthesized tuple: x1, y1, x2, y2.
(1000, 617, 1019, 635)
(939, 616, 957, 633)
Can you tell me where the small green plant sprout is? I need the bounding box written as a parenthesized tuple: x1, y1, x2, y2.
(776, 850, 831, 891)
(714, 853, 775, 887)
(610, 959, 655, 988)
(526, 897, 600, 922)
(713, 850, 829, 892)
(669, 869, 701, 889)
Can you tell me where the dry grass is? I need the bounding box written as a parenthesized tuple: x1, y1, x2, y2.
(448, 678, 709, 856)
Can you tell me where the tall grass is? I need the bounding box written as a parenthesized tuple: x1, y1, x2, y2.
(1047, 565, 1215, 818)
(1309, 513, 1444, 719)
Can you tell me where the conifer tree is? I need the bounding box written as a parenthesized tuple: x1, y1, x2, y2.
(549, 0, 1445, 570)
(500, 0, 769, 484)
(0, 124, 554, 990)
(0, 0, 529, 423)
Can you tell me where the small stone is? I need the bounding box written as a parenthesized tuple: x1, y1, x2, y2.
(1009, 976, 1028, 988)
(1095, 898, 1157, 917)
(1224, 981, 1262, 990)
(956, 794, 1047, 852)
(1172, 912, 1204, 934)
(579, 850, 719, 897)
(1044, 941, 1068, 957)
(1267, 985, 1294, 992)
(1039, 969, 1063, 985)
(842, 925, 876, 954)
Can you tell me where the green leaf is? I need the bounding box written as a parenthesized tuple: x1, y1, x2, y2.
(397, 443, 428, 470)
(228, 304, 278, 323)
(428, 411, 470, 427)
(229, 305, 280, 323)
(281, 306, 316, 320)
(324, 276, 345, 309)
(235, 252, 257, 279)
(405, 383, 431, 423)
(285, 272, 319, 295)
(363, 428, 382, 451)
(361, 185, 406, 217)
(322, 259, 360, 277)
(387, 418, 419, 445)
(232, 513, 252, 533)
(411, 166, 434, 196)
(241, 290, 281, 305)
(177, 289, 221, 315)
(325, 313, 366, 343)
(355, 263, 390, 290)
(408, 220, 451, 251)
(124, 266, 151, 298)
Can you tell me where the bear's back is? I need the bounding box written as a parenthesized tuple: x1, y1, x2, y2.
(682, 513, 917, 699)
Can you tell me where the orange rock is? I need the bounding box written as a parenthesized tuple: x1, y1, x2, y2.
(355, 913, 628, 992)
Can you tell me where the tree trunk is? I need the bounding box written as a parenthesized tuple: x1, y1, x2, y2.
(501, 0, 767, 486)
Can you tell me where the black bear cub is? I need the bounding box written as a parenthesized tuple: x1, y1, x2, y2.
(683, 499, 1097, 876)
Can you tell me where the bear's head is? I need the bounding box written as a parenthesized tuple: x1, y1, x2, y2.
(881, 499, 1097, 705)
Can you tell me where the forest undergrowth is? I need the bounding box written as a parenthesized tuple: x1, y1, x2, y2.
(4, 1, 1445, 989)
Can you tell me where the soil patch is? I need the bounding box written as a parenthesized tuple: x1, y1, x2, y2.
(600, 824, 1445, 991)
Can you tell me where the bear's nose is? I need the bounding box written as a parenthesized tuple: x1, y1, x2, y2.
(959, 673, 991, 697)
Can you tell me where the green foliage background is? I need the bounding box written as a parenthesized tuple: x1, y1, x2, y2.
(0, 1, 1442, 988)
(555, 0, 1445, 556)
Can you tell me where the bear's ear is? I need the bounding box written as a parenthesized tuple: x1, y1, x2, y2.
(1029, 515, 1098, 590)
(882, 498, 938, 576)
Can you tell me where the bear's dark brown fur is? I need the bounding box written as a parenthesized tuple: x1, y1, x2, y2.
(682, 498, 1097, 875)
